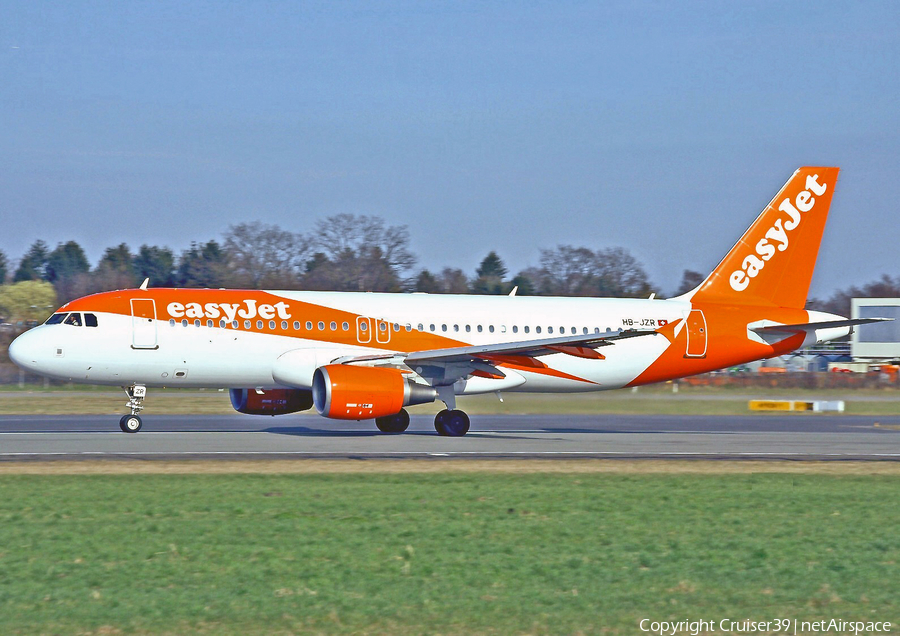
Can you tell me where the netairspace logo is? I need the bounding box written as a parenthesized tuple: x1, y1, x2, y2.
(639, 618, 892, 635)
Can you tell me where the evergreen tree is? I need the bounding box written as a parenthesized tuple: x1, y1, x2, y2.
(415, 270, 442, 293)
(13, 240, 50, 282)
(134, 245, 176, 287)
(46, 241, 90, 283)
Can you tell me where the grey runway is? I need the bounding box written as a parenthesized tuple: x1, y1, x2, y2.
(1, 413, 899, 460)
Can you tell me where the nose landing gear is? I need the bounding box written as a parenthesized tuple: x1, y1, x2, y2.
(120, 384, 146, 433)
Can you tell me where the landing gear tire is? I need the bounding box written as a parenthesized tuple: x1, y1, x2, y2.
(375, 409, 410, 433)
(434, 409, 469, 437)
(119, 414, 143, 433)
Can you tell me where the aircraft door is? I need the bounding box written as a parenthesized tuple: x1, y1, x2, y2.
(356, 317, 372, 344)
(131, 299, 158, 349)
(375, 319, 391, 344)
(684, 309, 707, 358)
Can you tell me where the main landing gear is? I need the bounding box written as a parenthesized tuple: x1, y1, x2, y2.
(375, 409, 410, 433)
(119, 384, 146, 433)
(431, 386, 470, 436)
(434, 409, 470, 437)
(374, 408, 471, 436)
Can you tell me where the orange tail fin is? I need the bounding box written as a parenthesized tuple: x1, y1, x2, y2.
(690, 166, 839, 309)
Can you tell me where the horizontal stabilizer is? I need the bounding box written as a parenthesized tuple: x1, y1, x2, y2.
(751, 317, 891, 335)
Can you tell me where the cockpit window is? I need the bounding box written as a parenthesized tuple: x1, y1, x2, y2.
(64, 313, 82, 327)
(84, 313, 98, 327)
(46, 313, 67, 325)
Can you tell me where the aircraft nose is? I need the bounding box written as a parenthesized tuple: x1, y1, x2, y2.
(8, 329, 43, 372)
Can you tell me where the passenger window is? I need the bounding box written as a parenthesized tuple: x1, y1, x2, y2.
(429, 324, 435, 332)
(46, 313, 67, 325)
(453, 324, 459, 332)
(583, 327, 588, 334)
(269, 320, 276, 329)
(548, 326, 554, 334)
(207, 319, 214, 328)
(232, 321, 238, 329)
(318, 321, 325, 330)
(417, 323, 424, 331)
(500, 325, 506, 333)
(405, 324, 412, 332)
(512, 326, 518, 333)
(169, 319, 175, 327)
(282, 321, 289, 330)
(293, 321, 300, 330)
(194, 319, 201, 327)
(64, 313, 82, 327)
(257, 320, 263, 329)
(465, 325, 471, 332)
(359, 321, 368, 332)
(536, 326, 542, 334)
(342, 322, 350, 331)
(307, 321, 313, 330)
(477, 325, 483, 333)
(330, 321, 337, 331)
(181, 319, 188, 327)
(379, 322, 387, 332)
(441, 324, 447, 332)
(571, 327, 576, 334)
(525, 326, 530, 334)
(84, 313, 98, 327)
(220, 320, 227, 328)
(394, 323, 400, 331)
(489, 325, 495, 333)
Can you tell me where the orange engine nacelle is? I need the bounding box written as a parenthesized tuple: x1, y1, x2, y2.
(312, 365, 437, 420)
(230, 388, 313, 416)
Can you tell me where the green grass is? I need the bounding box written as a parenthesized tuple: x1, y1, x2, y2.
(1, 385, 899, 416)
(1, 472, 898, 634)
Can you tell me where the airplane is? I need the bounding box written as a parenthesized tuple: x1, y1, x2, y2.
(8, 166, 884, 435)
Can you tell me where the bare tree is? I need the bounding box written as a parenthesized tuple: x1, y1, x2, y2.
(533, 245, 652, 297)
(223, 222, 309, 288)
(438, 267, 470, 294)
(673, 269, 705, 297)
(809, 274, 900, 317)
(305, 215, 417, 292)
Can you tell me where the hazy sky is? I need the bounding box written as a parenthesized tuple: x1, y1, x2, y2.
(2, 1, 898, 297)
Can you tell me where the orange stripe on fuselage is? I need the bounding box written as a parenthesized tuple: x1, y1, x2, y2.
(61, 288, 468, 353)
(62, 288, 600, 385)
(628, 302, 808, 386)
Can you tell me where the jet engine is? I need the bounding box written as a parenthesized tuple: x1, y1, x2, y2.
(312, 365, 437, 419)
(229, 388, 314, 415)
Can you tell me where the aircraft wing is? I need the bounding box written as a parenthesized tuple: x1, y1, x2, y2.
(404, 329, 660, 364)
(750, 317, 892, 335)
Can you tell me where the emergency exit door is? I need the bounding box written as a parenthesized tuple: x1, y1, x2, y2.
(131, 298, 158, 349)
(684, 309, 707, 358)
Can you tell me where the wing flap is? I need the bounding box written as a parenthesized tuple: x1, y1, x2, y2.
(404, 329, 658, 364)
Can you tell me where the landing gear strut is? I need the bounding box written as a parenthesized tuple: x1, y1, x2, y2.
(120, 384, 146, 433)
(375, 409, 410, 433)
(432, 386, 470, 436)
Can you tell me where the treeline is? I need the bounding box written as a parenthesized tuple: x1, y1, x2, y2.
(0, 213, 895, 321)
(0, 214, 657, 319)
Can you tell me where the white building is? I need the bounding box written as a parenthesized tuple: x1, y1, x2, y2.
(851, 298, 900, 362)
